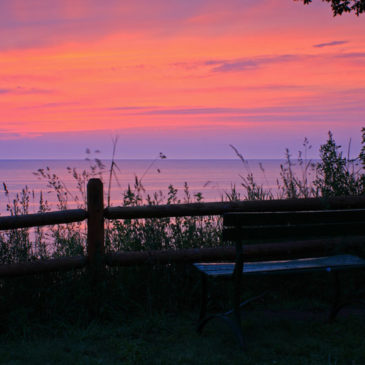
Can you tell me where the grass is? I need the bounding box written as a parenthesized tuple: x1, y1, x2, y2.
(1, 130, 364, 264)
(1, 269, 365, 364)
(0, 308, 364, 364)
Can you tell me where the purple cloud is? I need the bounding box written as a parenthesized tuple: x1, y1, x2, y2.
(105, 92, 365, 118)
(107, 106, 157, 111)
(0, 130, 42, 140)
(313, 40, 348, 48)
(203, 55, 297, 73)
(19, 102, 79, 110)
(334, 52, 365, 59)
(142, 107, 246, 115)
(0, 86, 53, 95)
(174, 51, 365, 74)
(130, 105, 326, 116)
(210, 59, 259, 72)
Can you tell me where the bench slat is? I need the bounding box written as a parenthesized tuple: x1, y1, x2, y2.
(194, 254, 365, 277)
(223, 222, 365, 242)
(223, 209, 365, 227)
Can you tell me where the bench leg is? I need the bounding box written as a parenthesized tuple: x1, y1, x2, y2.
(196, 270, 246, 350)
(329, 271, 341, 321)
(198, 273, 208, 323)
(329, 271, 365, 321)
(197, 314, 245, 350)
(233, 241, 244, 334)
(196, 240, 247, 350)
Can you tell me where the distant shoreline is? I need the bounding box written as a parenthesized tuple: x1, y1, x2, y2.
(0, 158, 310, 162)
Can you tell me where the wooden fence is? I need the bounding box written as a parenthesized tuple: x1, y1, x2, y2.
(1, 178, 365, 278)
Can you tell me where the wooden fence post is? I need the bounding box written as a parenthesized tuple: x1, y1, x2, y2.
(87, 178, 105, 265)
(87, 178, 105, 317)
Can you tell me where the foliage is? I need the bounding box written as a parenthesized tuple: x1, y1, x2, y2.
(360, 127, 365, 189)
(1, 129, 364, 265)
(314, 131, 363, 197)
(229, 144, 273, 200)
(299, 0, 365, 16)
(276, 143, 316, 199)
(232, 131, 364, 200)
(106, 180, 221, 254)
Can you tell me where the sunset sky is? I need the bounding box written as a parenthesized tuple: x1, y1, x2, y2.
(0, 0, 364, 159)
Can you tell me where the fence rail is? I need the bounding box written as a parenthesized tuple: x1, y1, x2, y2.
(0, 256, 87, 278)
(104, 236, 365, 267)
(1, 178, 365, 279)
(0, 209, 87, 230)
(104, 195, 365, 220)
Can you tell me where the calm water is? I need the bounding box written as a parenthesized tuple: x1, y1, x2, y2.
(0, 159, 311, 215)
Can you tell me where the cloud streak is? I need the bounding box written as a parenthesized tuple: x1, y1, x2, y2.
(334, 52, 365, 59)
(207, 55, 297, 72)
(172, 51, 365, 75)
(107, 99, 365, 118)
(0, 87, 53, 95)
(313, 40, 348, 48)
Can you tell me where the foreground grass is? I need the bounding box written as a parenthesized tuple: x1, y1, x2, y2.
(1, 270, 365, 364)
(1, 308, 364, 364)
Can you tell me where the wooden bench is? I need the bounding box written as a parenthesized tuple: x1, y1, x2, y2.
(194, 208, 365, 350)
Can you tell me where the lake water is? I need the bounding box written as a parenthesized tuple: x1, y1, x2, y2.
(0, 159, 314, 215)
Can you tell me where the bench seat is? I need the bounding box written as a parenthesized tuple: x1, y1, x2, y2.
(194, 254, 365, 277)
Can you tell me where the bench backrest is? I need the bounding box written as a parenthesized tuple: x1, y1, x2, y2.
(223, 209, 365, 244)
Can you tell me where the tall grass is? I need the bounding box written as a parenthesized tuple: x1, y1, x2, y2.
(0, 129, 364, 330)
(0, 130, 364, 264)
